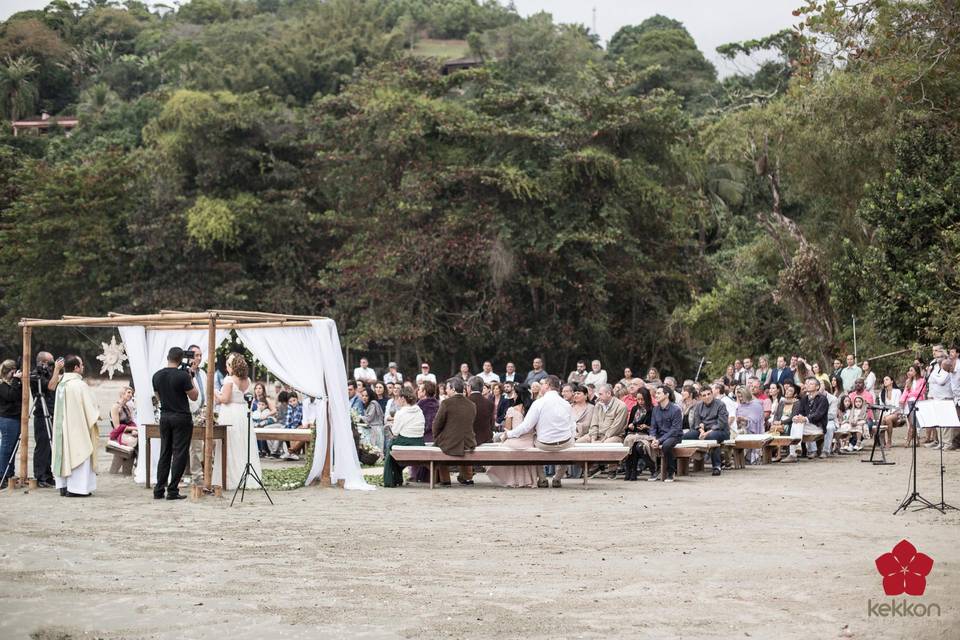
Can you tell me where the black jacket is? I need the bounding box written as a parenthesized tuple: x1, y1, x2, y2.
(796, 393, 829, 429)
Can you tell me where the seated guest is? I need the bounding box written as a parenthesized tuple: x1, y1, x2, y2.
(769, 383, 798, 434)
(374, 381, 389, 412)
(361, 385, 386, 452)
(900, 364, 925, 447)
(487, 396, 538, 488)
(383, 362, 403, 385)
(679, 384, 698, 430)
(408, 381, 440, 483)
(756, 356, 772, 386)
(566, 383, 595, 480)
(581, 384, 627, 444)
(282, 393, 303, 461)
(479, 361, 500, 385)
(570, 384, 594, 439)
(623, 386, 654, 480)
(582, 383, 628, 478)
(622, 380, 639, 412)
(499, 375, 575, 488)
(109, 386, 138, 448)
(878, 375, 902, 448)
(502, 362, 518, 383)
(251, 382, 279, 458)
(648, 387, 683, 482)
(567, 360, 588, 384)
(491, 382, 505, 429)
(735, 385, 765, 464)
(347, 380, 364, 414)
(681, 385, 728, 476)
(416, 363, 437, 384)
(841, 395, 869, 451)
(645, 367, 661, 388)
(383, 387, 425, 487)
(458, 363, 471, 382)
(585, 360, 607, 387)
(432, 378, 477, 486)
(524, 357, 548, 385)
(781, 377, 828, 462)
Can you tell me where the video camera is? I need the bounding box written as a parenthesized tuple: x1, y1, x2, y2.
(179, 347, 199, 372)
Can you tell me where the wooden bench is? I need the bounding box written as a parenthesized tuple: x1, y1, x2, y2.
(390, 443, 629, 488)
(105, 440, 135, 475)
(722, 434, 773, 469)
(763, 434, 798, 463)
(253, 427, 314, 442)
(672, 440, 719, 477)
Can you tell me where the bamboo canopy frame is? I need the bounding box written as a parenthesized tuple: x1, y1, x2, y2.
(17, 310, 333, 494)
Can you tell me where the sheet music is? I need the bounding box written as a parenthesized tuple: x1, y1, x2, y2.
(915, 400, 960, 428)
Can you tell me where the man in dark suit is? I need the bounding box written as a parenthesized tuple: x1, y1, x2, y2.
(432, 377, 477, 486)
(771, 356, 795, 386)
(463, 376, 495, 485)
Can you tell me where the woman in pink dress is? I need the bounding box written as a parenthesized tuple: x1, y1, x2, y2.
(486, 398, 538, 488)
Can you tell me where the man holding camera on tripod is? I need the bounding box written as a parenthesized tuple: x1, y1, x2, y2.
(30, 352, 63, 488)
(152, 347, 199, 501)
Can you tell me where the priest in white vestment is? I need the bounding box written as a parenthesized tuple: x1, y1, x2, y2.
(52, 356, 100, 497)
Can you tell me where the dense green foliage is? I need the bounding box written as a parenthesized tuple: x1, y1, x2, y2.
(0, 0, 957, 377)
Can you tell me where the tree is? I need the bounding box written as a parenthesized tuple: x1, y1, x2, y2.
(0, 56, 40, 121)
(607, 15, 716, 112)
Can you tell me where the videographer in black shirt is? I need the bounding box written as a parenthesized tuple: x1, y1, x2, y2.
(152, 347, 199, 500)
(30, 351, 63, 488)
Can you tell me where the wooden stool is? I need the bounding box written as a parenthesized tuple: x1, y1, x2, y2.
(106, 441, 136, 475)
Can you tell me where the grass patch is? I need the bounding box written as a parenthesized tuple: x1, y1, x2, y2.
(409, 38, 471, 60)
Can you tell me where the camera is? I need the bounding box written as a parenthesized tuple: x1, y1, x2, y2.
(179, 348, 198, 372)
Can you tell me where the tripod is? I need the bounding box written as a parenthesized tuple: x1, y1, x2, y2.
(230, 395, 273, 506)
(2, 378, 54, 488)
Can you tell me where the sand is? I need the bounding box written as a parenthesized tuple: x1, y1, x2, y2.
(1, 403, 958, 639)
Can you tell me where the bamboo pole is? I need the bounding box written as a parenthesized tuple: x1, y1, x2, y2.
(204, 314, 217, 491)
(18, 326, 32, 484)
(320, 376, 331, 487)
(20, 313, 212, 327)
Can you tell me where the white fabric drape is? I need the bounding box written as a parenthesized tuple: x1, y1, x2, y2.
(118, 327, 223, 485)
(309, 319, 371, 490)
(236, 321, 371, 490)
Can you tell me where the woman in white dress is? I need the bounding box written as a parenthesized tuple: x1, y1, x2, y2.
(216, 353, 261, 489)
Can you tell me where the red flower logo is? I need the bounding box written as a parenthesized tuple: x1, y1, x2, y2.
(875, 540, 934, 596)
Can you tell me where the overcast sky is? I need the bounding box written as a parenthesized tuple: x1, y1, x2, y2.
(1, 0, 801, 75)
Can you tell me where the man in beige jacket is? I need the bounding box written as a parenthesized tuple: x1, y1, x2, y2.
(579, 384, 628, 478)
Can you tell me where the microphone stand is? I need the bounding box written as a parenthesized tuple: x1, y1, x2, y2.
(231, 393, 273, 506)
(893, 363, 936, 514)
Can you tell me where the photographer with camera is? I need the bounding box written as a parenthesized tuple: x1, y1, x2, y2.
(0, 359, 24, 489)
(30, 351, 63, 488)
(152, 347, 199, 500)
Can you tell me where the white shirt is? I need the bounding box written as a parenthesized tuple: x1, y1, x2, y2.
(502, 372, 517, 382)
(584, 370, 608, 386)
(383, 371, 403, 384)
(952, 368, 960, 405)
(391, 404, 425, 438)
(416, 372, 437, 384)
(353, 366, 377, 384)
(928, 365, 953, 400)
(720, 395, 737, 428)
(506, 390, 575, 443)
(863, 371, 877, 397)
(301, 397, 320, 427)
(479, 371, 500, 384)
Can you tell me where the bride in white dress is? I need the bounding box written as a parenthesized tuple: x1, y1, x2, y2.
(215, 353, 261, 489)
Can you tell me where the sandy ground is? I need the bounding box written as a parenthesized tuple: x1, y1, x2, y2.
(2, 381, 958, 639)
(1, 446, 957, 639)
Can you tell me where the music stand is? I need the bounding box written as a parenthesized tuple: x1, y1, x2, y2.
(862, 404, 895, 465)
(917, 400, 958, 513)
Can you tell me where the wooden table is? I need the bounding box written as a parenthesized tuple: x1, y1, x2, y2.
(144, 424, 227, 489)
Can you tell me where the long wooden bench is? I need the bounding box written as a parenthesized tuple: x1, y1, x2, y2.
(390, 443, 629, 488)
(253, 427, 314, 442)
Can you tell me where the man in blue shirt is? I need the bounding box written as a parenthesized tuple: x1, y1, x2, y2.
(347, 380, 364, 414)
(649, 386, 683, 482)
